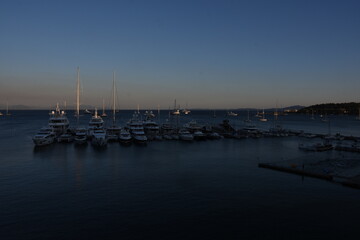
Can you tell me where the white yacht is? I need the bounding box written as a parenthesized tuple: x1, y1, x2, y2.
(193, 130, 207, 140)
(119, 128, 132, 144)
(91, 128, 107, 147)
(48, 103, 70, 136)
(88, 109, 104, 137)
(57, 131, 74, 143)
(161, 121, 175, 140)
(143, 119, 160, 140)
(33, 127, 56, 146)
(178, 128, 194, 141)
(127, 111, 147, 144)
(184, 120, 202, 132)
(74, 127, 87, 145)
(227, 111, 238, 117)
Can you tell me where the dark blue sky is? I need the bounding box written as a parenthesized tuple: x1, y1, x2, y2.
(1, 0, 359, 109)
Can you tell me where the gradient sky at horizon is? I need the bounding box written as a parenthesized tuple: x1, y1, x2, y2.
(1, 0, 360, 109)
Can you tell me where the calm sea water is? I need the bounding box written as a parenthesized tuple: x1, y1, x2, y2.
(1, 110, 360, 240)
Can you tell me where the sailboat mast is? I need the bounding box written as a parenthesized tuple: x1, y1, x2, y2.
(112, 71, 116, 125)
(102, 99, 105, 115)
(76, 67, 80, 120)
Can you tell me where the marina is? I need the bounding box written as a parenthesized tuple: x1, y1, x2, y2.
(2, 0, 360, 238)
(1, 111, 360, 239)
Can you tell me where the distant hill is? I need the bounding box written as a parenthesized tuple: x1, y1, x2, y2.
(298, 102, 360, 115)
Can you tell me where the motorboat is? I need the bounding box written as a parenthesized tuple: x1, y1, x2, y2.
(207, 132, 221, 140)
(74, 127, 88, 145)
(193, 130, 207, 140)
(184, 120, 202, 133)
(161, 122, 175, 140)
(48, 103, 70, 136)
(128, 111, 147, 144)
(143, 119, 160, 140)
(33, 127, 56, 146)
(88, 109, 104, 137)
(227, 111, 238, 117)
(57, 131, 74, 143)
(178, 128, 194, 141)
(243, 124, 258, 133)
(119, 128, 132, 145)
(106, 126, 121, 141)
(91, 128, 107, 147)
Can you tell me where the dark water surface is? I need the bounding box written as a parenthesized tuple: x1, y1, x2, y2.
(1, 111, 360, 239)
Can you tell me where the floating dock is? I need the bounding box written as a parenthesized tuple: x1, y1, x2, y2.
(259, 155, 360, 189)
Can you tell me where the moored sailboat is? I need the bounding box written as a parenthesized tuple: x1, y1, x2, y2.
(74, 67, 87, 145)
(106, 72, 121, 141)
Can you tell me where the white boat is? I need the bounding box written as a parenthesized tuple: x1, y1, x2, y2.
(193, 130, 206, 140)
(184, 120, 206, 140)
(259, 109, 267, 122)
(182, 109, 190, 115)
(243, 124, 258, 133)
(91, 128, 107, 147)
(88, 109, 104, 137)
(182, 102, 191, 115)
(128, 111, 147, 144)
(207, 132, 221, 140)
(161, 121, 175, 139)
(227, 111, 238, 117)
(48, 104, 70, 136)
(74, 67, 87, 145)
(74, 127, 87, 145)
(119, 128, 132, 144)
(0, 112, 3, 116)
(143, 119, 160, 140)
(57, 132, 74, 143)
(171, 99, 181, 115)
(178, 128, 194, 141)
(184, 120, 202, 132)
(33, 127, 56, 146)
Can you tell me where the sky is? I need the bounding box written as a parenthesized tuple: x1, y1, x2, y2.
(0, 0, 360, 109)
